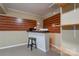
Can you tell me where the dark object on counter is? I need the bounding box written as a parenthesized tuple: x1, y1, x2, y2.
(29, 28, 36, 31)
(27, 37, 37, 51)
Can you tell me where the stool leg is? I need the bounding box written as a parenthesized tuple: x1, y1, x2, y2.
(35, 39, 37, 48)
(27, 39, 30, 48)
(31, 39, 33, 51)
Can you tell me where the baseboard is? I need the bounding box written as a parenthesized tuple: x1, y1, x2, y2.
(0, 43, 48, 52)
(50, 44, 59, 50)
(0, 43, 27, 50)
(37, 47, 47, 52)
(50, 44, 79, 56)
(50, 44, 61, 53)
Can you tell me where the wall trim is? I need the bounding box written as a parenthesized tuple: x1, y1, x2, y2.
(7, 8, 41, 17)
(37, 47, 47, 52)
(0, 43, 48, 52)
(0, 43, 27, 50)
(50, 44, 61, 53)
(50, 44, 79, 56)
(0, 4, 7, 14)
(50, 44, 71, 55)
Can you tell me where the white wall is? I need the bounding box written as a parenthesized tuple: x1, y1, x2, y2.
(61, 8, 79, 25)
(75, 30, 79, 52)
(0, 31, 27, 48)
(54, 33, 61, 48)
(62, 30, 79, 53)
(0, 8, 43, 48)
(61, 8, 79, 54)
(61, 10, 75, 25)
(62, 30, 75, 50)
(76, 8, 79, 24)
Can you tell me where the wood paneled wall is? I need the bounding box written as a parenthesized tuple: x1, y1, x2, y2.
(62, 24, 79, 30)
(62, 25, 74, 30)
(0, 15, 36, 31)
(43, 13, 60, 33)
(59, 3, 74, 13)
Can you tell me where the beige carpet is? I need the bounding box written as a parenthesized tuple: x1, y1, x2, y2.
(0, 45, 60, 56)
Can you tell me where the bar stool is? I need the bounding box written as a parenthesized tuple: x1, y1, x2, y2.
(27, 37, 37, 51)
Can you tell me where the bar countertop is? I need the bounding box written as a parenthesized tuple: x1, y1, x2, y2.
(27, 30, 49, 33)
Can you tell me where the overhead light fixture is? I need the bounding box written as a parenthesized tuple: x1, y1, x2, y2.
(37, 22, 40, 25)
(16, 18, 23, 23)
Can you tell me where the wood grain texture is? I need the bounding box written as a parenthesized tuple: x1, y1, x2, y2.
(62, 25, 74, 30)
(59, 3, 74, 13)
(0, 15, 36, 31)
(76, 24, 79, 30)
(76, 3, 79, 9)
(58, 3, 68, 7)
(43, 13, 60, 33)
(62, 24, 79, 30)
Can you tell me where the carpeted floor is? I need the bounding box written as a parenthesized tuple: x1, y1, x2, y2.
(0, 45, 61, 56)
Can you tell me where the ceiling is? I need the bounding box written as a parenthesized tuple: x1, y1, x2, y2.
(0, 6, 6, 14)
(3, 3, 52, 16)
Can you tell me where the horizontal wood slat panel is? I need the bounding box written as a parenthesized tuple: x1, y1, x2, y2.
(76, 24, 79, 30)
(0, 15, 36, 31)
(62, 24, 79, 30)
(59, 3, 74, 13)
(62, 25, 74, 30)
(43, 13, 60, 33)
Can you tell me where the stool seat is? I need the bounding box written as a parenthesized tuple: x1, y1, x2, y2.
(27, 37, 37, 51)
